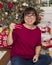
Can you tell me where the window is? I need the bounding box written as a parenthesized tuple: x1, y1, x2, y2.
(39, 0, 52, 6)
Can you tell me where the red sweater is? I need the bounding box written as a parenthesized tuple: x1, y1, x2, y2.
(10, 24, 41, 59)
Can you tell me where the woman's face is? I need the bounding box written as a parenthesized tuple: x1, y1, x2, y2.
(24, 12, 36, 25)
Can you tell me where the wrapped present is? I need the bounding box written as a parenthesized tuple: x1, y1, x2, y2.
(2, 31, 8, 48)
(41, 33, 51, 47)
(38, 22, 51, 34)
(0, 26, 9, 48)
(0, 27, 3, 47)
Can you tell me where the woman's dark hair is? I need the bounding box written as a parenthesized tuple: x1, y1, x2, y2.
(21, 7, 39, 25)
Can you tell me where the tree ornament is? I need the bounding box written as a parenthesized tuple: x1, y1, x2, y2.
(7, 0, 11, 2)
(22, 2, 28, 6)
(13, 0, 17, 2)
(16, 13, 18, 19)
(8, 2, 13, 9)
(5, 12, 8, 15)
(19, 7, 23, 12)
(1, 17, 5, 22)
(38, 16, 42, 22)
(0, 3, 3, 9)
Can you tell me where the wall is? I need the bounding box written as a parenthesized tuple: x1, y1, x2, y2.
(41, 7, 52, 23)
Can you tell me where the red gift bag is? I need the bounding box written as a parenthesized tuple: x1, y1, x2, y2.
(0, 27, 9, 48)
(2, 31, 8, 48)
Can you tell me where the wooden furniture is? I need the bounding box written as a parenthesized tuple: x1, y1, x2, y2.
(0, 48, 10, 65)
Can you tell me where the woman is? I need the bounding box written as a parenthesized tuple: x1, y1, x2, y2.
(7, 7, 51, 65)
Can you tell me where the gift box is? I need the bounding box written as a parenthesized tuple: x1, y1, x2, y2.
(0, 26, 9, 48)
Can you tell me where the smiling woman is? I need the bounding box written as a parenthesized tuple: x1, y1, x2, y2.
(7, 7, 52, 65)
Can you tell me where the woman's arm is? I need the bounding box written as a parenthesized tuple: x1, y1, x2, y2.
(35, 46, 41, 56)
(33, 46, 41, 63)
(7, 23, 15, 45)
(33, 29, 42, 63)
(35, 29, 42, 56)
(7, 30, 13, 45)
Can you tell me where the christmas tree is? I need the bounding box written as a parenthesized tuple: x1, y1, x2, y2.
(0, 0, 43, 26)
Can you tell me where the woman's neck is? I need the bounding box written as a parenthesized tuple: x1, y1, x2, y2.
(23, 23, 36, 30)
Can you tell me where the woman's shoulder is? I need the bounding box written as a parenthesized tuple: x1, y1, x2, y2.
(13, 24, 22, 32)
(36, 26, 41, 32)
(15, 23, 22, 29)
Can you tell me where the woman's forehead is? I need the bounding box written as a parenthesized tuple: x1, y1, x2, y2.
(25, 11, 35, 15)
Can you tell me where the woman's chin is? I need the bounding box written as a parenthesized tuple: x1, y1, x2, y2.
(27, 23, 34, 25)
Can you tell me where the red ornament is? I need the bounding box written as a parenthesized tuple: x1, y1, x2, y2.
(38, 16, 42, 21)
(19, 8, 23, 12)
(46, 27, 50, 34)
(8, 2, 13, 9)
(0, 3, 3, 9)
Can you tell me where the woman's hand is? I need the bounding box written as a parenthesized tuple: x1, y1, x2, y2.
(9, 23, 16, 32)
(33, 55, 39, 63)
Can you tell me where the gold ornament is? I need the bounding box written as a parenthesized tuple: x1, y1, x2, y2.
(0, 27, 3, 33)
(1, 17, 4, 21)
